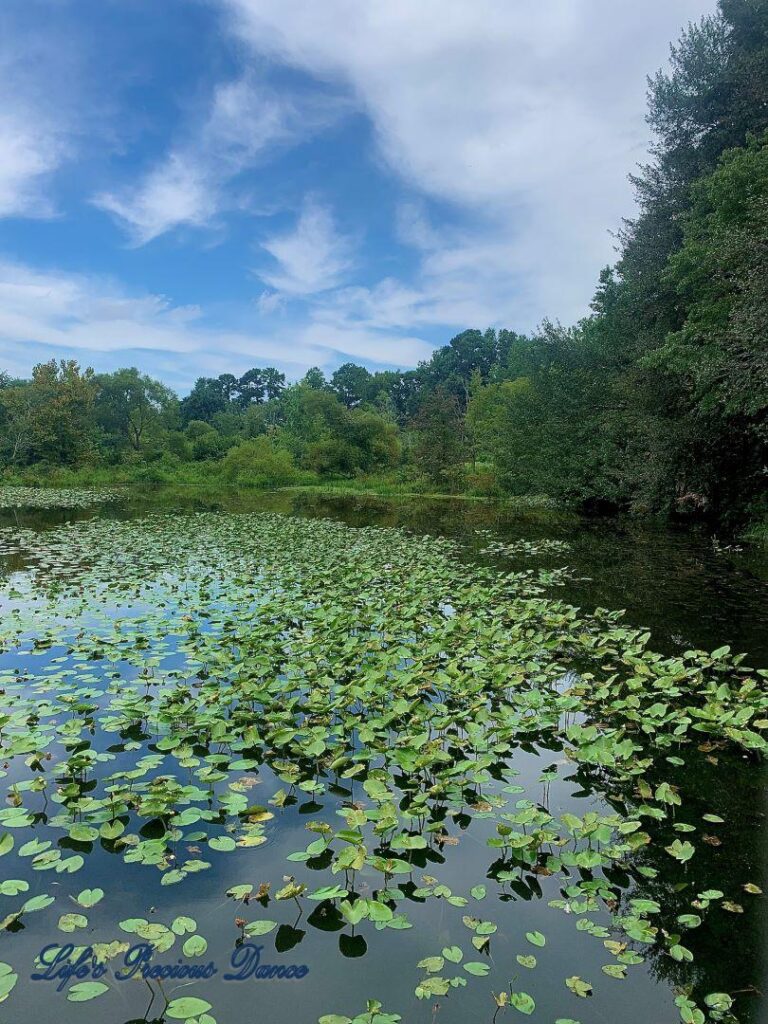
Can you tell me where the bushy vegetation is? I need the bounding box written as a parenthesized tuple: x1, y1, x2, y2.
(1, 1, 766, 532)
(0, 365, 405, 493)
(220, 438, 305, 488)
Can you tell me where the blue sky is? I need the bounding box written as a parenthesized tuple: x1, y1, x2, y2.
(0, 0, 714, 393)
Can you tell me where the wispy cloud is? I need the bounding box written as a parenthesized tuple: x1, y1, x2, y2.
(257, 198, 355, 298)
(0, 107, 69, 218)
(327, 202, 533, 330)
(93, 155, 217, 244)
(94, 78, 348, 245)
(294, 321, 432, 367)
(0, 259, 429, 390)
(0, 9, 85, 220)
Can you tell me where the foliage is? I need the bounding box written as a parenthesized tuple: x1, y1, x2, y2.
(330, 362, 374, 408)
(647, 133, 768, 519)
(412, 387, 465, 490)
(221, 438, 302, 487)
(94, 367, 176, 456)
(0, 360, 98, 467)
(180, 367, 286, 423)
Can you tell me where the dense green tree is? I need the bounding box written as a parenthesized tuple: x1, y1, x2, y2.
(411, 387, 465, 489)
(647, 133, 768, 518)
(236, 367, 286, 407)
(418, 329, 520, 410)
(347, 409, 401, 470)
(279, 383, 399, 474)
(302, 367, 328, 390)
(305, 438, 363, 475)
(185, 420, 224, 460)
(236, 368, 265, 406)
(211, 409, 246, 440)
(282, 385, 347, 449)
(261, 367, 287, 403)
(217, 373, 239, 403)
(368, 370, 422, 422)
(330, 362, 373, 408)
(95, 368, 175, 454)
(180, 377, 228, 424)
(0, 360, 98, 466)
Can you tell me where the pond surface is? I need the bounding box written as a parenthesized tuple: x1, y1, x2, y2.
(0, 488, 765, 1024)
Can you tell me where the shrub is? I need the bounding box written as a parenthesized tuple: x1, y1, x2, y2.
(304, 438, 361, 476)
(221, 438, 299, 487)
(185, 420, 223, 461)
(132, 464, 171, 487)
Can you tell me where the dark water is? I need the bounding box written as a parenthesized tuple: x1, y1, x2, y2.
(0, 490, 766, 1024)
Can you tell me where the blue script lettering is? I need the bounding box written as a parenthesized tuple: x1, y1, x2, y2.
(31, 944, 107, 992)
(31, 941, 307, 991)
(224, 942, 309, 981)
(116, 943, 217, 981)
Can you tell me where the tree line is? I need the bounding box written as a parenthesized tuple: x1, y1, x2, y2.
(1, 0, 766, 529)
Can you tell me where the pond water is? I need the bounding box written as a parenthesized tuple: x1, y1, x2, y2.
(0, 488, 765, 1024)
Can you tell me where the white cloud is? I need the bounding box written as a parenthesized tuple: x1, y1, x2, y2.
(275, 204, 583, 343)
(257, 198, 354, 297)
(94, 78, 348, 244)
(0, 259, 429, 390)
(94, 155, 216, 243)
(219, 0, 716, 325)
(295, 322, 432, 367)
(0, 16, 84, 220)
(0, 108, 69, 218)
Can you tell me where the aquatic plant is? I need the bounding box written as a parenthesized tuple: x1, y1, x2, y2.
(0, 509, 764, 1022)
(0, 487, 124, 510)
(476, 532, 572, 558)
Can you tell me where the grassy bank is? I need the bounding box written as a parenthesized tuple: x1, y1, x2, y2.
(0, 460, 521, 503)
